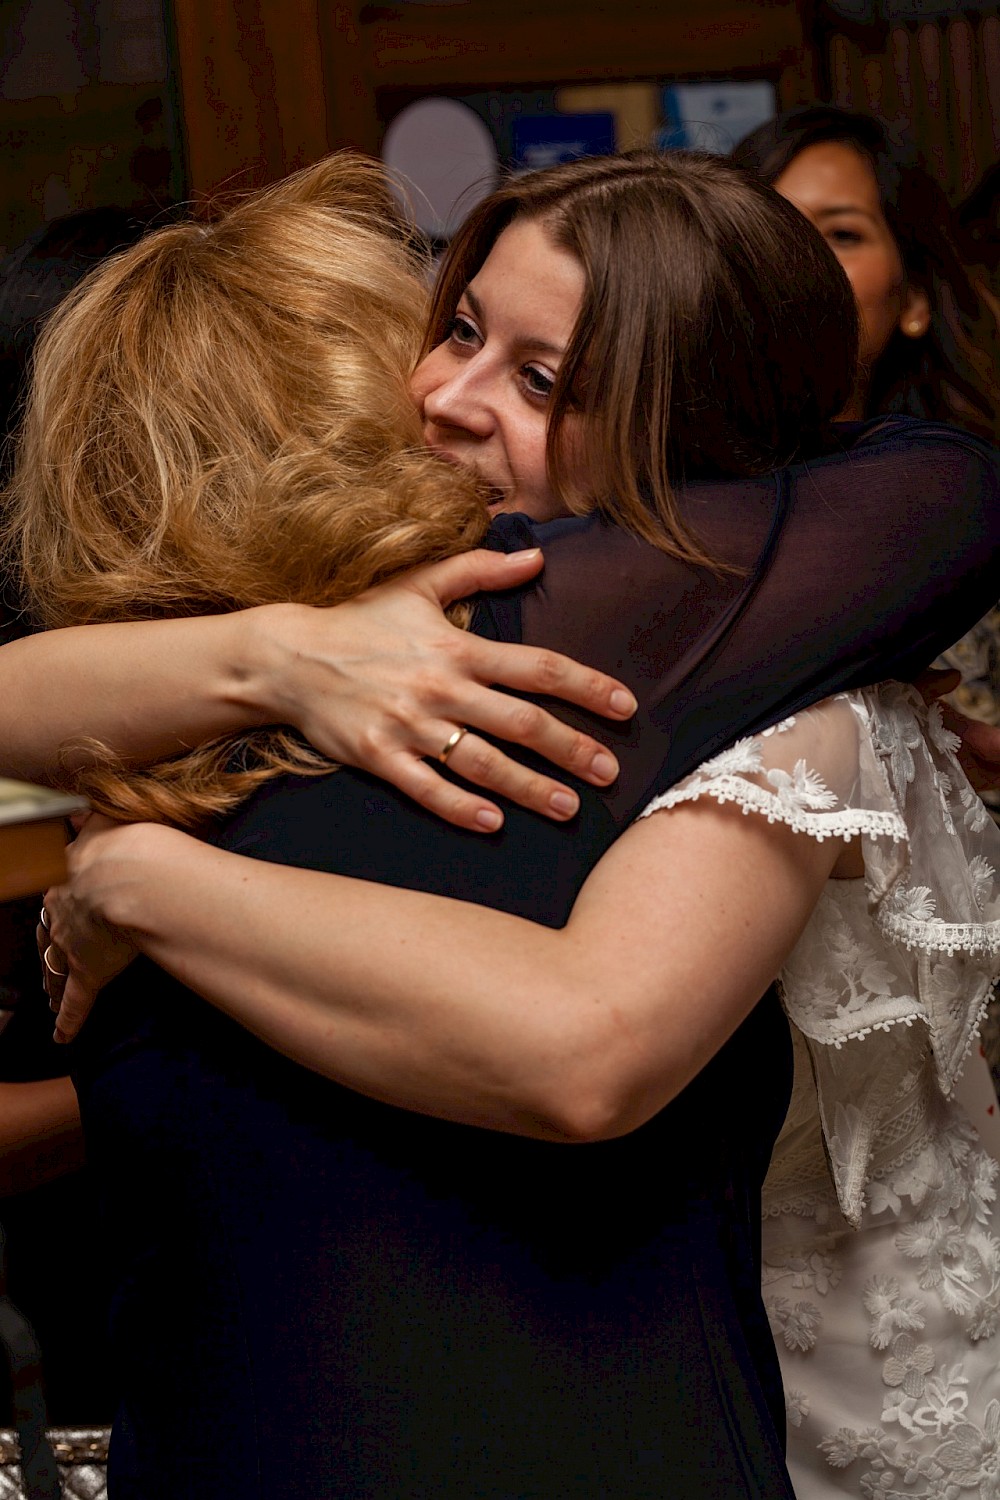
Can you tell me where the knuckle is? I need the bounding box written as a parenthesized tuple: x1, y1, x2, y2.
(505, 767, 547, 806)
(508, 700, 545, 742)
(437, 633, 475, 679)
(532, 651, 566, 693)
(426, 782, 472, 827)
(586, 670, 612, 705)
(461, 738, 500, 781)
(354, 723, 392, 764)
(563, 730, 597, 771)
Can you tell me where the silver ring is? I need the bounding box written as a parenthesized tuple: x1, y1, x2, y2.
(437, 726, 469, 765)
(43, 944, 69, 979)
(40, 906, 50, 932)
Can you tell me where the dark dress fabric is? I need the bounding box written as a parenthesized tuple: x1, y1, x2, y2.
(72, 419, 1000, 1499)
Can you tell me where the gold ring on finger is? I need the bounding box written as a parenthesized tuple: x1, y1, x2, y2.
(40, 906, 50, 932)
(43, 944, 69, 979)
(437, 726, 469, 765)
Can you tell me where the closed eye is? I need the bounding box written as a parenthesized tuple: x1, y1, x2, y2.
(827, 227, 865, 247)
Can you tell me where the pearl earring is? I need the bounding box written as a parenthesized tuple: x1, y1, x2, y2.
(907, 319, 924, 335)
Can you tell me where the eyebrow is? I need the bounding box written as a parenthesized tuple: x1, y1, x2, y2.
(812, 204, 878, 220)
(461, 284, 568, 358)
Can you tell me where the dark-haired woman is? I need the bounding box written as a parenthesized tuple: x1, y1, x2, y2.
(11, 151, 1000, 1498)
(734, 107, 1000, 776)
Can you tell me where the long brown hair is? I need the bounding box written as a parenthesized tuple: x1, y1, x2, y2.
(3, 153, 487, 827)
(425, 149, 859, 566)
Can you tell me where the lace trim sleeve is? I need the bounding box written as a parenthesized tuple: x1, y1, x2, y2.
(638, 683, 1000, 1226)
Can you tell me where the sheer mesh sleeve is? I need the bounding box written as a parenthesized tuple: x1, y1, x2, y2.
(476, 419, 1000, 832)
(638, 683, 1000, 1227)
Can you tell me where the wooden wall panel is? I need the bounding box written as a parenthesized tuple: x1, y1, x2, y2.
(171, 0, 814, 190)
(172, 0, 330, 194)
(824, 12, 1000, 202)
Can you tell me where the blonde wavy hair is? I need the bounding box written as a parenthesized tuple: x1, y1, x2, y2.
(2, 153, 487, 827)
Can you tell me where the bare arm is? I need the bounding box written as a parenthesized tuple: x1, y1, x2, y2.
(44, 798, 839, 1142)
(0, 1077, 83, 1196)
(1, 550, 635, 831)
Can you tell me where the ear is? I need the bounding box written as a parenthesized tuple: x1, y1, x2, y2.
(899, 283, 931, 339)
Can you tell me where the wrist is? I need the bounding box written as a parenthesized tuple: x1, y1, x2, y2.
(225, 602, 325, 732)
(94, 821, 189, 935)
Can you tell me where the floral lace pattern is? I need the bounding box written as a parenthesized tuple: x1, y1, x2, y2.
(641, 684, 1000, 1499)
(643, 684, 1000, 1227)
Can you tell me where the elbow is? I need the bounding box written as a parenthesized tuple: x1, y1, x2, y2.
(525, 1050, 675, 1145)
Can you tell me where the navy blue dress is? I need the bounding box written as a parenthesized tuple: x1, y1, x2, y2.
(73, 420, 1000, 1498)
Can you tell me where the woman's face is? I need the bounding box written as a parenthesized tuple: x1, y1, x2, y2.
(410, 217, 585, 522)
(774, 141, 929, 382)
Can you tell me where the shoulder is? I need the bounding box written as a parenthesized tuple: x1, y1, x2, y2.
(817, 416, 999, 498)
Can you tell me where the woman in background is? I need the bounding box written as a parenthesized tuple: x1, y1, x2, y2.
(734, 106, 1000, 738)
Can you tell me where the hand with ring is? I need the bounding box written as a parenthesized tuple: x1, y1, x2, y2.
(42, 939, 70, 1010)
(37, 906, 71, 1012)
(260, 552, 634, 835)
(37, 815, 143, 1043)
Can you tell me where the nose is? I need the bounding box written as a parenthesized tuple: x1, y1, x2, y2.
(418, 355, 496, 440)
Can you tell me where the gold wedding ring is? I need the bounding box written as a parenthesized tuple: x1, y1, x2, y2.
(437, 726, 469, 765)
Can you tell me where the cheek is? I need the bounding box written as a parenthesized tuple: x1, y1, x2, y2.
(409, 346, 447, 411)
(512, 413, 557, 502)
(551, 414, 588, 499)
(839, 250, 906, 360)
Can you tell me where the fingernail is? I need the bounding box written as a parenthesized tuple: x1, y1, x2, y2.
(590, 752, 618, 783)
(53, 1028, 67, 1044)
(549, 790, 578, 818)
(610, 689, 637, 716)
(475, 808, 503, 832)
(506, 548, 540, 562)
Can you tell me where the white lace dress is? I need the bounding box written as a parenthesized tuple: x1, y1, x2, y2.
(640, 684, 1000, 1500)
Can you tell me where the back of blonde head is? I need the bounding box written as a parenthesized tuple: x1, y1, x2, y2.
(3, 154, 486, 824)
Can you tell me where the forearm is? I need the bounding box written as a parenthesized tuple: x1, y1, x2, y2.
(78, 805, 833, 1143)
(0, 608, 287, 782)
(0, 1077, 84, 1196)
(113, 828, 595, 1141)
(0, 551, 636, 832)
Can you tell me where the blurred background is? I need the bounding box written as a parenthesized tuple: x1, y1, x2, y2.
(2, 0, 998, 255)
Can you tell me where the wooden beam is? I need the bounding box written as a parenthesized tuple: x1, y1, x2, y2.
(171, 0, 331, 195)
(318, 2, 381, 152)
(357, 1, 804, 90)
(171, 0, 811, 190)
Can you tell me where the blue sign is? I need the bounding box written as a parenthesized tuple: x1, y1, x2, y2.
(660, 82, 775, 155)
(512, 112, 616, 172)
